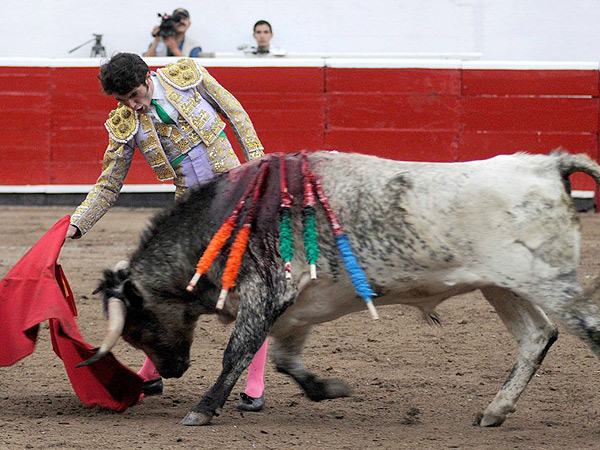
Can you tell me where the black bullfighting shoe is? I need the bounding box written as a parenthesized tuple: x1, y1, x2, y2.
(142, 378, 164, 396)
(236, 392, 264, 411)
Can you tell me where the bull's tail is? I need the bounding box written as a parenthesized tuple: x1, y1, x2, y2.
(554, 150, 600, 188)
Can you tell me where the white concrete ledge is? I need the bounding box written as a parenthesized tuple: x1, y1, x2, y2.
(462, 61, 600, 70)
(325, 58, 464, 69)
(571, 190, 596, 199)
(2, 56, 599, 70)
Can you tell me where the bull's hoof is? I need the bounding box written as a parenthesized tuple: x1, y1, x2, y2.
(473, 411, 506, 427)
(180, 410, 213, 426)
(306, 377, 352, 402)
(325, 378, 352, 399)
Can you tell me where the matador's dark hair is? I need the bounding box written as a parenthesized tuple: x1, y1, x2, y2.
(98, 53, 150, 96)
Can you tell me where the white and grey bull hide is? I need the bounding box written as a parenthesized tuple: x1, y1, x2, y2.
(88, 150, 600, 427)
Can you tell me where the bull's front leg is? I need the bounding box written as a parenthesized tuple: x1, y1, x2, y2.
(181, 274, 296, 426)
(180, 325, 262, 426)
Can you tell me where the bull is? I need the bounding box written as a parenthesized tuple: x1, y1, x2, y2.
(86, 150, 600, 427)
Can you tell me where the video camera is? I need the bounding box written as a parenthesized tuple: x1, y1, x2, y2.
(153, 11, 186, 39)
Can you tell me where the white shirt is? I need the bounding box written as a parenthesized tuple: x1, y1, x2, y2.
(150, 73, 179, 123)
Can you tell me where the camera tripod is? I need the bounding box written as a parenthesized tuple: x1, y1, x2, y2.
(69, 34, 107, 58)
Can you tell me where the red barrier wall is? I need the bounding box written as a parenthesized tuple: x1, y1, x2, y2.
(1, 63, 598, 190)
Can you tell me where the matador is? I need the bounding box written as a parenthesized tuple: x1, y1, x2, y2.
(70, 57, 264, 236)
(67, 54, 268, 412)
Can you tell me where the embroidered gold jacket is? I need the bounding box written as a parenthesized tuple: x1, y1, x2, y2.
(71, 59, 264, 236)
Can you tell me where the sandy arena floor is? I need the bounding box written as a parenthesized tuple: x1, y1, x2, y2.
(2, 206, 600, 449)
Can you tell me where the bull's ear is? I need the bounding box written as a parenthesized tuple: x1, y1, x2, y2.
(92, 284, 103, 295)
(123, 279, 144, 310)
(92, 269, 117, 295)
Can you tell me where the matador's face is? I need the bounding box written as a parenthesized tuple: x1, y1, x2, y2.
(114, 71, 154, 114)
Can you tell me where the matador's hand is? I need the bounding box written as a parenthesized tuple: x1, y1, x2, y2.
(65, 224, 79, 239)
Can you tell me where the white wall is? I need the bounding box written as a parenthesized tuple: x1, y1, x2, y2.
(3, 0, 600, 61)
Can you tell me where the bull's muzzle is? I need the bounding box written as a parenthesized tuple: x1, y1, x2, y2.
(76, 297, 126, 367)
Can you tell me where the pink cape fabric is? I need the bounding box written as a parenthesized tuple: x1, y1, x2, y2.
(0, 216, 142, 412)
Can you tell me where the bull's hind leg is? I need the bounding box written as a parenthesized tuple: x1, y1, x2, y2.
(271, 325, 351, 401)
(476, 286, 558, 427)
(528, 281, 600, 360)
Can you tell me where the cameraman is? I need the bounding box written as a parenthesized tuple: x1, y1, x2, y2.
(143, 8, 202, 57)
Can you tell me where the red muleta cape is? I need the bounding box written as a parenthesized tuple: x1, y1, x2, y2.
(0, 216, 142, 412)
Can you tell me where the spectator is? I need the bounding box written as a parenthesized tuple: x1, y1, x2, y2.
(253, 20, 273, 54)
(65, 52, 268, 412)
(143, 8, 202, 57)
(239, 20, 286, 56)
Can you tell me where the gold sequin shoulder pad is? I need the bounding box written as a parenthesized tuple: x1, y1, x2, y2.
(157, 58, 203, 90)
(104, 103, 139, 143)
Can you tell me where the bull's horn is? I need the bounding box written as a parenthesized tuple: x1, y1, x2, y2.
(76, 297, 127, 367)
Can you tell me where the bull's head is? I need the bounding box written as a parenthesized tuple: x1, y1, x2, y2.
(78, 261, 200, 379)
